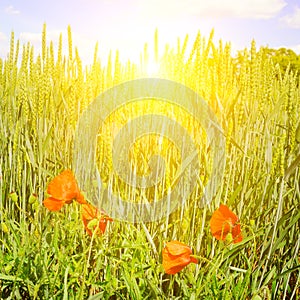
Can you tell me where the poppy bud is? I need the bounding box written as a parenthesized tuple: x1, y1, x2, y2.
(9, 192, 18, 203)
(29, 193, 38, 204)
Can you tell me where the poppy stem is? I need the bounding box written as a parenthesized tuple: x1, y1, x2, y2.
(79, 228, 97, 298)
(189, 254, 226, 277)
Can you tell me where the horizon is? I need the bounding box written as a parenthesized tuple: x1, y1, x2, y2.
(1, 0, 300, 65)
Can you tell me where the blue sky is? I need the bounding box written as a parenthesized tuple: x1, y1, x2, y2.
(0, 0, 300, 65)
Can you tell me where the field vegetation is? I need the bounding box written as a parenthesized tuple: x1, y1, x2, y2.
(0, 24, 299, 299)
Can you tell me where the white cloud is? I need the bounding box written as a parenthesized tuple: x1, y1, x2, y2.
(18, 30, 62, 60)
(0, 32, 8, 58)
(19, 32, 42, 44)
(18, 29, 97, 65)
(273, 43, 300, 54)
(0, 32, 7, 41)
(289, 44, 300, 54)
(5, 5, 20, 15)
(20, 30, 65, 44)
(280, 6, 300, 28)
(139, 0, 287, 20)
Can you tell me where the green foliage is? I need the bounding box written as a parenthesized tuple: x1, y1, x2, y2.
(250, 46, 300, 82)
(0, 26, 299, 299)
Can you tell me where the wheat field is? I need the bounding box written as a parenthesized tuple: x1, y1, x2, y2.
(0, 24, 299, 299)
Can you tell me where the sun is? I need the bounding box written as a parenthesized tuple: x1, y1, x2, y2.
(146, 60, 160, 76)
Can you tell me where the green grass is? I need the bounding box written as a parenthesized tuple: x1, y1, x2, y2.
(0, 25, 299, 299)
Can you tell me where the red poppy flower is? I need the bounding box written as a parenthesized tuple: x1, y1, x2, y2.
(162, 241, 198, 274)
(81, 203, 113, 236)
(210, 204, 243, 243)
(43, 170, 86, 211)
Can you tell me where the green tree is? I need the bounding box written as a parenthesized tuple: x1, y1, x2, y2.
(261, 47, 300, 77)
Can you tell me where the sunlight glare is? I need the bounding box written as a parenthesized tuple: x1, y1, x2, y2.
(146, 60, 160, 76)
